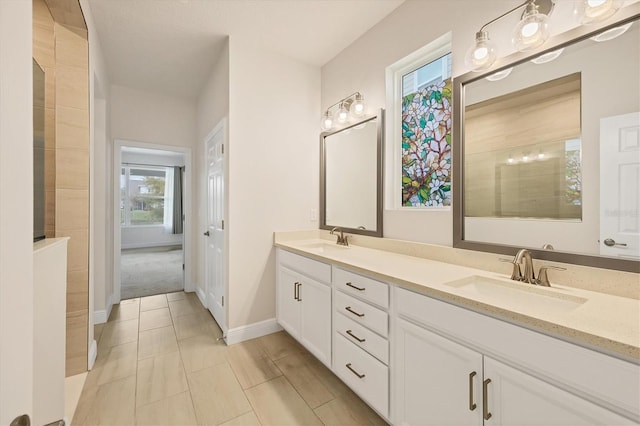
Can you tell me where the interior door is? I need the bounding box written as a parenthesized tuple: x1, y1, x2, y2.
(600, 112, 640, 259)
(205, 124, 226, 332)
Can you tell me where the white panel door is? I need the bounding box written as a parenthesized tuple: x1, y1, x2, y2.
(483, 357, 635, 425)
(205, 124, 226, 332)
(276, 266, 301, 337)
(395, 318, 483, 426)
(299, 277, 331, 367)
(600, 112, 640, 259)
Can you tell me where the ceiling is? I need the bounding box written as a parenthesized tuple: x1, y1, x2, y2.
(86, 0, 405, 99)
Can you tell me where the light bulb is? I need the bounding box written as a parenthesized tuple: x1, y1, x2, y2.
(538, 152, 545, 159)
(574, 0, 622, 24)
(321, 111, 333, 131)
(530, 48, 564, 64)
(352, 94, 365, 117)
(508, 156, 514, 164)
(465, 31, 497, 72)
(590, 22, 633, 42)
(512, 2, 550, 52)
(336, 103, 349, 124)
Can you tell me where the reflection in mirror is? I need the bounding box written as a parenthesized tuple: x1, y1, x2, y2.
(320, 110, 383, 237)
(33, 59, 45, 242)
(454, 10, 640, 272)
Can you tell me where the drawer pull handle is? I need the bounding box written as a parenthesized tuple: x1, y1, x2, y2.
(345, 306, 364, 317)
(469, 371, 477, 411)
(294, 282, 299, 301)
(346, 329, 366, 343)
(297, 283, 302, 302)
(345, 363, 365, 379)
(483, 378, 492, 421)
(345, 282, 365, 291)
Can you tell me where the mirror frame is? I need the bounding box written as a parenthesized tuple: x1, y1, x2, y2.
(320, 108, 384, 237)
(453, 4, 640, 273)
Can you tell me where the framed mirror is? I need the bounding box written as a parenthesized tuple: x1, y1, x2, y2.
(320, 109, 384, 237)
(453, 6, 640, 273)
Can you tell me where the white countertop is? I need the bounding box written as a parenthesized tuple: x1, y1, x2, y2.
(274, 234, 640, 364)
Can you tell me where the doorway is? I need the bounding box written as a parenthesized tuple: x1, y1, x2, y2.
(114, 141, 193, 302)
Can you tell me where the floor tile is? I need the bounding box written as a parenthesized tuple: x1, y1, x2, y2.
(138, 325, 179, 360)
(245, 376, 323, 426)
(140, 294, 168, 312)
(303, 352, 352, 398)
(227, 339, 282, 389)
(219, 411, 262, 426)
(257, 331, 305, 361)
(85, 341, 137, 389)
(179, 333, 227, 373)
(314, 389, 387, 426)
(174, 310, 222, 341)
(188, 363, 252, 425)
(139, 307, 172, 331)
(274, 352, 334, 408)
(168, 299, 198, 318)
(99, 318, 139, 348)
(136, 351, 189, 407)
(108, 298, 140, 322)
(136, 391, 198, 426)
(75, 376, 136, 425)
(166, 291, 187, 302)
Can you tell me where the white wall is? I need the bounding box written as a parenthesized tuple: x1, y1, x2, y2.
(110, 85, 197, 292)
(0, 0, 34, 422)
(195, 40, 229, 298)
(226, 37, 320, 329)
(320, 0, 595, 246)
(83, 0, 113, 339)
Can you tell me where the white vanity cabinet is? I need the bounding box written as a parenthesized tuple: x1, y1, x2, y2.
(333, 267, 390, 419)
(394, 287, 639, 426)
(276, 249, 332, 367)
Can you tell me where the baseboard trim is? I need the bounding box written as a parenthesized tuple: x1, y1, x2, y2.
(196, 286, 206, 306)
(225, 318, 283, 345)
(93, 309, 108, 324)
(88, 339, 97, 370)
(121, 242, 182, 250)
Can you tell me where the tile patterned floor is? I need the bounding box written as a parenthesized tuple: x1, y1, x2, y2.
(74, 292, 387, 425)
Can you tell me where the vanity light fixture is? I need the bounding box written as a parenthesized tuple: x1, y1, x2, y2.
(485, 67, 513, 81)
(590, 21, 633, 41)
(575, 0, 623, 25)
(465, 0, 554, 72)
(530, 48, 564, 64)
(320, 92, 366, 131)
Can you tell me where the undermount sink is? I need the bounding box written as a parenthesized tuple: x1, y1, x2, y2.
(444, 275, 588, 315)
(297, 241, 350, 253)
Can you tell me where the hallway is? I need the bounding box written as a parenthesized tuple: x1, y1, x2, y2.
(72, 292, 386, 425)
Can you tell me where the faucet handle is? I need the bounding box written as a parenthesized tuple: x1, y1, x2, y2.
(499, 258, 523, 281)
(536, 265, 566, 287)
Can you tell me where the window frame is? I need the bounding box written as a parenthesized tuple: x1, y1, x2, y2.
(385, 32, 452, 210)
(120, 165, 168, 227)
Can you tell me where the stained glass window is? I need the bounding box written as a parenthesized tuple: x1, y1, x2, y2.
(401, 53, 452, 207)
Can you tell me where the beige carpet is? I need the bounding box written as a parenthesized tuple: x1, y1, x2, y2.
(120, 245, 183, 299)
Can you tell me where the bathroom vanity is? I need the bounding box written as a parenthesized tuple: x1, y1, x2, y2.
(274, 233, 640, 425)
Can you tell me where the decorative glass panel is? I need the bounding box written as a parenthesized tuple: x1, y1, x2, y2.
(401, 53, 452, 207)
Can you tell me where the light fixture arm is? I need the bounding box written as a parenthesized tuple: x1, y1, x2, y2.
(324, 91, 362, 113)
(479, 0, 530, 33)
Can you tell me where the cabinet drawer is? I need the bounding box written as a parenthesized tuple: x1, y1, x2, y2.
(334, 333, 388, 419)
(333, 267, 389, 308)
(335, 291, 388, 337)
(278, 249, 331, 283)
(335, 310, 389, 365)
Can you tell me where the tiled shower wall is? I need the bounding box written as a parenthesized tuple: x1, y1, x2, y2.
(33, 0, 89, 377)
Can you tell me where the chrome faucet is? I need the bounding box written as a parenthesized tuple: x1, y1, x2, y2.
(330, 227, 349, 246)
(514, 249, 536, 284)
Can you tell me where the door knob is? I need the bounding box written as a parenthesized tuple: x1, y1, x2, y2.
(603, 238, 627, 247)
(203, 231, 210, 236)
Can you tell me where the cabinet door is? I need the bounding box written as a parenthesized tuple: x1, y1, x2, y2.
(395, 318, 483, 426)
(299, 277, 332, 367)
(277, 267, 300, 337)
(483, 357, 636, 426)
